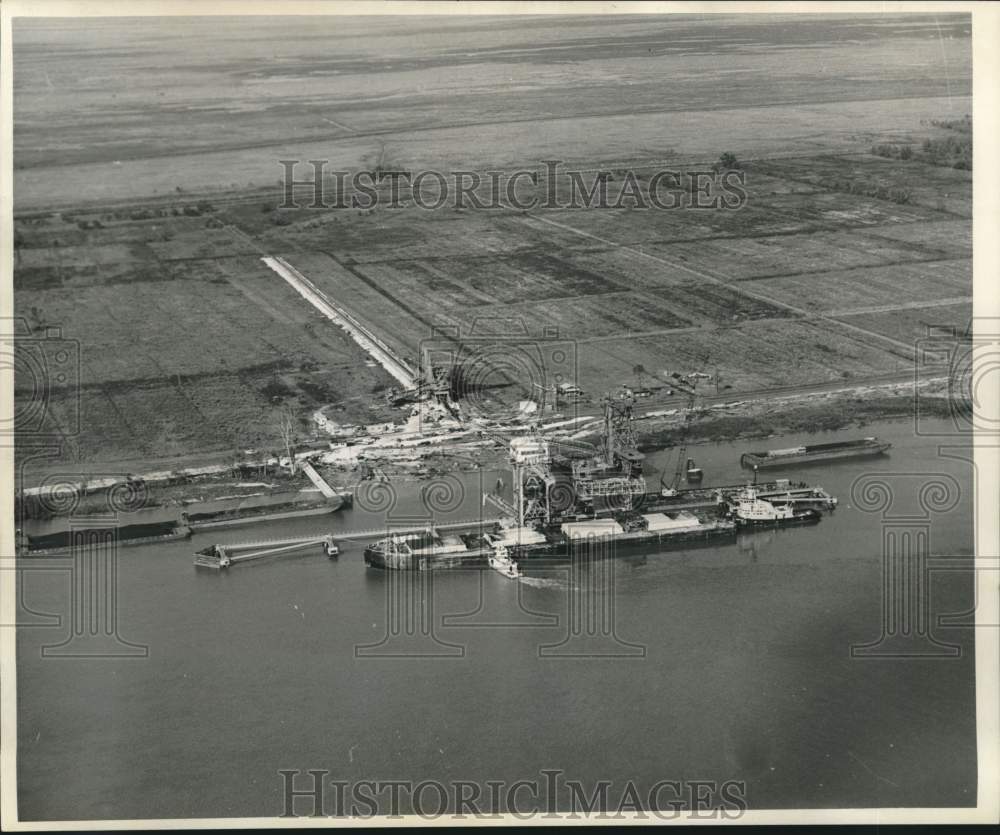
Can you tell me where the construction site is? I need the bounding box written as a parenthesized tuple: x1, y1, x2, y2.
(186, 386, 838, 572)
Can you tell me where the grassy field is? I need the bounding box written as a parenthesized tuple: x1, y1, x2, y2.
(12, 14, 973, 477)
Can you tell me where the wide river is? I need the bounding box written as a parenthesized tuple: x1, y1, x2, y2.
(16, 418, 978, 820)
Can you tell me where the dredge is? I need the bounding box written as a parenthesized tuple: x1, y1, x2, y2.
(364, 393, 838, 572)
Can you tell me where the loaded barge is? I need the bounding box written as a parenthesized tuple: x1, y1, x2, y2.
(364, 510, 736, 570)
(741, 437, 890, 469)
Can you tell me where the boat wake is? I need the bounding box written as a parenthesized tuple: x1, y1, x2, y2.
(517, 576, 572, 589)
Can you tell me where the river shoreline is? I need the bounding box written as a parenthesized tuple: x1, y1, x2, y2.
(17, 384, 955, 529)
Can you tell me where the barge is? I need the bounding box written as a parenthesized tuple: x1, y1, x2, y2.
(741, 437, 891, 469)
(182, 495, 347, 531)
(639, 477, 836, 513)
(20, 520, 192, 556)
(363, 509, 737, 571)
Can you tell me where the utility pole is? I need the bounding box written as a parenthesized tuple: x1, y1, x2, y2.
(278, 405, 297, 474)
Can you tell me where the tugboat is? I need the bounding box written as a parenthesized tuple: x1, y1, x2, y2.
(729, 485, 821, 528)
(487, 543, 523, 579)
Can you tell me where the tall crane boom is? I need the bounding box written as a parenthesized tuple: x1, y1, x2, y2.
(661, 380, 700, 494)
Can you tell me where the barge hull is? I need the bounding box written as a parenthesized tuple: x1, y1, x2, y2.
(741, 441, 891, 469)
(364, 523, 737, 571)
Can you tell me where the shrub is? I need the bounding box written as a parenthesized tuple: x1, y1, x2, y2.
(715, 152, 740, 171)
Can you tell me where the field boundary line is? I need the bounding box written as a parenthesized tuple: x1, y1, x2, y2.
(828, 297, 973, 317)
(520, 212, 918, 354)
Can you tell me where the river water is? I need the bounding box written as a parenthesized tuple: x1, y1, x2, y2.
(15, 418, 978, 820)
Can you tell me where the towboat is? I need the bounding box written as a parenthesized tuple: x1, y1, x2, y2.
(729, 486, 821, 528)
(487, 544, 522, 579)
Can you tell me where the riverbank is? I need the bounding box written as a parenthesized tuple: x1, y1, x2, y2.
(18, 380, 955, 522)
(637, 385, 954, 451)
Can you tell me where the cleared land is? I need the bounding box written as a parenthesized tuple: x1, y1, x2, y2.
(13, 14, 972, 476)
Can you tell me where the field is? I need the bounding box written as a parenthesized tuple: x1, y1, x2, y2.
(12, 14, 973, 478)
(14, 209, 399, 467)
(259, 153, 970, 393)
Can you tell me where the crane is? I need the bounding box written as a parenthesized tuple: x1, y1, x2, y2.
(546, 435, 599, 460)
(660, 379, 701, 496)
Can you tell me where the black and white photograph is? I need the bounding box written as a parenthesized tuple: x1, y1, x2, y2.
(2, 0, 997, 827)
